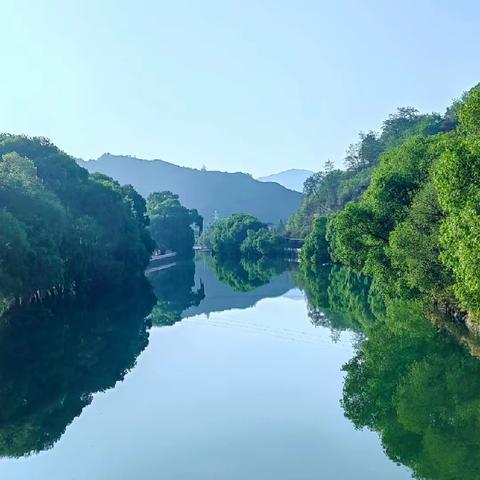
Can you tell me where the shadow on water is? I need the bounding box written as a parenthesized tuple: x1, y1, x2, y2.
(0, 279, 155, 458)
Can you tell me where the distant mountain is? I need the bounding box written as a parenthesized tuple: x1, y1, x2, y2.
(258, 169, 314, 192)
(78, 154, 302, 225)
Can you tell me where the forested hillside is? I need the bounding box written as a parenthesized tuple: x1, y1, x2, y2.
(288, 104, 458, 237)
(0, 135, 154, 308)
(78, 155, 303, 225)
(299, 84, 480, 322)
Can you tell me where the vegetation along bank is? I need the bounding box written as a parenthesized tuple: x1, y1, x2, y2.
(296, 84, 480, 324)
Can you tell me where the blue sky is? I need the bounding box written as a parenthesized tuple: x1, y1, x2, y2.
(1, 0, 480, 176)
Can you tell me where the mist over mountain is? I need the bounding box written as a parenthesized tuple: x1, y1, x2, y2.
(258, 169, 314, 192)
(78, 154, 302, 225)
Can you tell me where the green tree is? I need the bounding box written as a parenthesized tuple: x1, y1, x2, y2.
(388, 182, 451, 300)
(209, 213, 266, 257)
(0, 135, 154, 303)
(300, 216, 330, 273)
(240, 228, 286, 258)
(344, 131, 382, 171)
(0, 209, 29, 302)
(434, 89, 480, 317)
(147, 191, 202, 258)
(328, 135, 439, 289)
(288, 101, 455, 240)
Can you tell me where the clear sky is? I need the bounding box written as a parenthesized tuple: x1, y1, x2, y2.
(1, 0, 480, 176)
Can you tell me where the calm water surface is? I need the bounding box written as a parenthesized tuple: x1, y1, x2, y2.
(0, 256, 453, 479)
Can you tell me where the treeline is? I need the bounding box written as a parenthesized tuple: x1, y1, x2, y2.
(0, 135, 202, 310)
(204, 213, 286, 259)
(299, 84, 480, 321)
(0, 135, 154, 306)
(288, 106, 456, 238)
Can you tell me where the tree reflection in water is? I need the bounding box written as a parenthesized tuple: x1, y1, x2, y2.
(210, 256, 289, 292)
(147, 260, 205, 326)
(298, 263, 480, 480)
(6, 254, 480, 479)
(342, 300, 480, 480)
(0, 280, 155, 458)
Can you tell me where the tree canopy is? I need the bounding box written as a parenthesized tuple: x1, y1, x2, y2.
(147, 191, 202, 258)
(296, 83, 480, 320)
(0, 135, 154, 304)
(288, 105, 453, 240)
(208, 213, 286, 259)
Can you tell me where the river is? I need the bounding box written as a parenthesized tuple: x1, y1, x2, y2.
(1, 255, 478, 479)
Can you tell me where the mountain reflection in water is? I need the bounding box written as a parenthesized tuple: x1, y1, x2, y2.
(1, 255, 480, 480)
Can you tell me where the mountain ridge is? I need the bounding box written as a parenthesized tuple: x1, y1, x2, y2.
(77, 154, 303, 225)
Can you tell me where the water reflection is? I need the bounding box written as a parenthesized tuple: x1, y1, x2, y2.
(148, 255, 296, 323)
(294, 265, 382, 335)
(0, 281, 155, 458)
(299, 263, 480, 480)
(2, 254, 480, 480)
(147, 260, 205, 326)
(0, 255, 294, 459)
(342, 300, 480, 480)
(209, 256, 290, 292)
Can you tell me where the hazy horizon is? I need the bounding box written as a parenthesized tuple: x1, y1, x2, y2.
(83, 152, 313, 178)
(2, 0, 480, 176)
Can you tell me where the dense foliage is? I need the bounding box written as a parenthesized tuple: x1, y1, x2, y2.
(327, 135, 439, 286)
(0, 135, 154, 304)
(433, 88, 480, 316)
(298, 84, 480, 320)
(208, 213, 286, 259)
(288, 106, 453, 239)
(240, 227, 286, 258)
(147, 191, 202, 258)
(299, 216, 330, 273)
